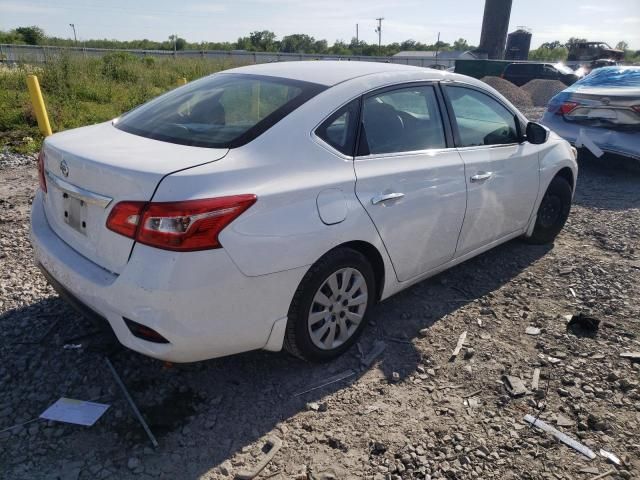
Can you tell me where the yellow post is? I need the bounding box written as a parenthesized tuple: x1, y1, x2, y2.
(177, 77, 187, 86)
(26, 75, 52, 137)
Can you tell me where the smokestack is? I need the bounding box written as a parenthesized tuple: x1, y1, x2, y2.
(478, 0, 513, 59)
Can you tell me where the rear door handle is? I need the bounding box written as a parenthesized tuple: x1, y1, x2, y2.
(371, 192, 405, 205)
(470, 172, 493, 182)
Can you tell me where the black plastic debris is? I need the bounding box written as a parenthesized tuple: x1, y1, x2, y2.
(567, 313, 600, 338)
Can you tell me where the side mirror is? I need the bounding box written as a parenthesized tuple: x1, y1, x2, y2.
(526, 122, 550, 145)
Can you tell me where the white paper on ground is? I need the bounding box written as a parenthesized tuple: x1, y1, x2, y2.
(40, 397, 110, 426)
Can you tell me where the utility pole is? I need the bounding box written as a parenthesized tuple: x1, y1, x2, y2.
(173, 33, 177, 54)
(375, 17, 384, 56)
(435, 32, 440, 65)
(69, 23, 77, 46)
(356, 23, 359, 44)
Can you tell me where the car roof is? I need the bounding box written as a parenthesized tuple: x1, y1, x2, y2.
(226, 60, 446, 86)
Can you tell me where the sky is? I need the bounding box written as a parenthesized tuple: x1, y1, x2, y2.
(1, 0, 639, 50)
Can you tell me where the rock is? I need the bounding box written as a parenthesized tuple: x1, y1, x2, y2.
(464, 348, 475, 360)
(620, 352, 640, 362)
(127, 457, 140, 470)
(391, 372, 400, 383)
(525, 327, 541, 336)
(503, 375, 527, 397)
(218, 460, 232, 476)
(587, 414, 609, 431)
(555, 415, 574, 427)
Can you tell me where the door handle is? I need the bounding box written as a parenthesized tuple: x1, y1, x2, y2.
(470, 172, 493, 182)
(371, 192, 405, 205)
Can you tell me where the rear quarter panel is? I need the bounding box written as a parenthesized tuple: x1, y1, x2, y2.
(150, 80, 399, 287)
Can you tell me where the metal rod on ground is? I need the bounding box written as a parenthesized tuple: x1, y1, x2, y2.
(105, 357, 158, 448)
(590, 470, 616, 480)
(26, 75, 52, 137)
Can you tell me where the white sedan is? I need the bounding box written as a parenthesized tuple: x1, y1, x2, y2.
(31, 61, 578, 362)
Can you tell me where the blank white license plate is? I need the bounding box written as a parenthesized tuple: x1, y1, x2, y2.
(588, 108, 617, 120)
(63, 193, 88, 235)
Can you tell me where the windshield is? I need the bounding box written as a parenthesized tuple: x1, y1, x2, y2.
(572, 67, 640, 89)
(115, 73, 326, 148)
(553, 63, 574, 75)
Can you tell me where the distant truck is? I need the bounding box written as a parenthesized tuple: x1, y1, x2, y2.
(568, 42, 624, 62)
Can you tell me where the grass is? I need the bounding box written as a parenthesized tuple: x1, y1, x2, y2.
(0, 52, 241, 153)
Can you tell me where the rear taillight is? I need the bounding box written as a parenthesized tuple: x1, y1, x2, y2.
(555, 101, 580, 115)
(106, 195, 256, 251)
(632, 105, 640, 114)
(37, 150, 47, 192)
(106, 201, 146, 238)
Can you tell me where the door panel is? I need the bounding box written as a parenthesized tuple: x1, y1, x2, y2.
(355, 151, 467, 281)
(353, 84, 467, 282)
(443, 84, 540, 256)
(455, 144, 539, 255)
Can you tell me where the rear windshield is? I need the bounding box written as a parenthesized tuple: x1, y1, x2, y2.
(573, 67, 640, 88)
(115, 73, 326, 148)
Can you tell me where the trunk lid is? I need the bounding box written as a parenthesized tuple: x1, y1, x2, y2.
(42, 121, 228, 273)
(564, 89, 640, 130)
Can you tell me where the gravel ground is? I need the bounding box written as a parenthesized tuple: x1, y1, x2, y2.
(480, 77, 533, 108)
(522, 80, 568, 108)
(1, 151, 639, 480)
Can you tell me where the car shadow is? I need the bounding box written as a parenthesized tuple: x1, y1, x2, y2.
(0, 237, 551, 479)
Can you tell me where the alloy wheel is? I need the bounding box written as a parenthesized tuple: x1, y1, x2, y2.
(307, 267, 368, 350)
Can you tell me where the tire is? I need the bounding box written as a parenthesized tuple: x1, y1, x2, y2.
(526, 176, 572, 245)
(284, 248, 375, 362)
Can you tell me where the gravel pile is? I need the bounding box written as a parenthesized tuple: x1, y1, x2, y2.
(522, 79, 568, 107)
(0, 147, 36, 169)
(480, 76, 533, 108)
(1, 161, 640, 479)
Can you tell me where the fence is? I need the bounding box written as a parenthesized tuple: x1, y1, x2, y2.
(0, 43, 457, 69)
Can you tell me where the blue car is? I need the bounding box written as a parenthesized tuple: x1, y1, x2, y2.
(541, 66, 640, 161)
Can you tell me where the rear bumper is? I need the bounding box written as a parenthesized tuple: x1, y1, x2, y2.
(30, 190, 306, 362)
(541, 113, 640, 161)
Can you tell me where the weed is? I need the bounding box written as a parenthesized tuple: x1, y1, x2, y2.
(0, 54, 235, 153)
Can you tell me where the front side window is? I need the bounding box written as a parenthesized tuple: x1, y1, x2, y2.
(315, 99, 360, 156)
(445, 86, 519, 147)
(359, 85, 446, 155)
(116, 73, 326, 149)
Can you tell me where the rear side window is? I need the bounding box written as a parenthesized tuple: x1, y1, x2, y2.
(358, 85, 446, 155)
(116, 73, 326, 148)
(445, 86, 519, 147)
(315, 99, 360, 156)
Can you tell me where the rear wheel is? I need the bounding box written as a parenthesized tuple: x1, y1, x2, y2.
(284, 248, 375, 362)
(526, 176, 572, 244)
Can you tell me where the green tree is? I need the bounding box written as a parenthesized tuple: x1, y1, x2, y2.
(15, 26, 45, 45)
(565, 37, 588, 49)
(452, 38, 470, 51)
(529, 46, 568, 61)
(248, 30, 277, 51)
(281, 34, 316, 53)
(541, 40, 563, 50)
(615, 41, 628, 51)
